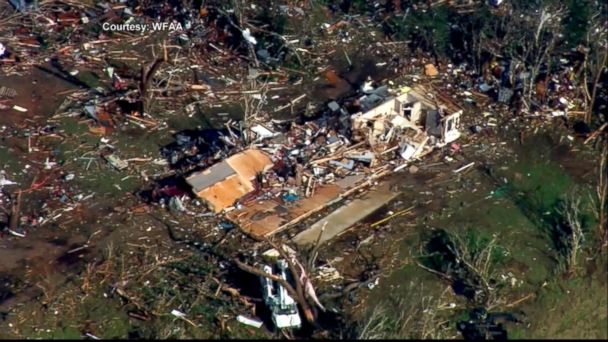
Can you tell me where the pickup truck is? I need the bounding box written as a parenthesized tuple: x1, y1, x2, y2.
(260, 259, 302, 329)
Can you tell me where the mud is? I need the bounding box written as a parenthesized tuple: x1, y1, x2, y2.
(0, 67, 75, 126)
(0, 70, 123, 315)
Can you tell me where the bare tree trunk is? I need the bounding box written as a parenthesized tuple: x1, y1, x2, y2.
(232, 0, 259, 67)
(504, 4, 564, 111)
(241, 79, 268, 145)
(582, 57, 592, 117)
(139, 57, 165, 115)
(598, 141, 608, 247)
(586, 52, 607, 123)
(9, 190, 22, 230)
(583, 9, 608, 123)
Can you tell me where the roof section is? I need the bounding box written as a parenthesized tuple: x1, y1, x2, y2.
(226, 148, 274, 182)
(186, 148, 274, 212)
(196, 174, 254, 213)
(186, 161, 236, 193)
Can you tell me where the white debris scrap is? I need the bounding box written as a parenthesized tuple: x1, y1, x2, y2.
(242, 28, 257, 45)
(170, 309, 186, 318)
(7, 229, 26, 238)
(0, 179, 17, 186)
(237, 315, 263, 328)
(0, 173, 18, 186)
(12, 105, 28, 112)
(251, 124, 278, 140)
(0, 43, 5, 57)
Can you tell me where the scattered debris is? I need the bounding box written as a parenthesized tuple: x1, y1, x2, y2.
(236, 315, 263, 329)
(424, 64, 438, 77)
(104, 154, 129, 171)
(0, 1, 605, 339)
(170, 309, 186, 318)
(12, 105, 27, 112)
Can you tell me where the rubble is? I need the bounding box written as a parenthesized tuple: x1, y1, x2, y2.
(103, 153, 129, 171)
(424, 64, 438, 77)
(164, 82, 466, 240)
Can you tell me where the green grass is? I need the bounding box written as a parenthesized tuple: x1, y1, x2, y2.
(48, 112, 173, 196)
(509, 258, 608, 339)
(360, 131, 603, 338)
(0, 146, 25, 181)
(75, 71, 102, 89)
(34, 326, 83, 339)
(6, 285, 131, 340)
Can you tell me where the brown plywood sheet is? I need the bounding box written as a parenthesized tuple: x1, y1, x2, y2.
(226, 148, 273, 182)
(188, 148, 274, 212)
(197, 174, 254, 213)
(227, 183, 343, 237)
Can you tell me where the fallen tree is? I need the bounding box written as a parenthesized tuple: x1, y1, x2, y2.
(417, 229, 507, 309)
(234, 238, 326, 326)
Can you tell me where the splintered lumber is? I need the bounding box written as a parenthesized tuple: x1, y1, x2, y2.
(125, 114, 157, 126)
(453, 162, 475, 173)
(190, 84, 211, 91)
(309, 141, 367, 165)
(505, 293, 536, 308)
(584, 123, 608, 145)
(274, 94, 306, 112)
(370, 205, 415, 228)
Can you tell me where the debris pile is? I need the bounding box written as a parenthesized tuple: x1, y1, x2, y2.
(172, 83, 464, 238)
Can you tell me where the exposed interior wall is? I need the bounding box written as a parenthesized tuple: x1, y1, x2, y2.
(442, 110, 462, 144)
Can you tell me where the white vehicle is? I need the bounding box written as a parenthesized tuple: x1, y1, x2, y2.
(260, 259, 302, 329)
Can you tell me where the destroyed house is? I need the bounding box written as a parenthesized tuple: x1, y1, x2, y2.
(186, 148, 274, 213)
(351, 86, 462, 160)
(189, 85, 464, 240)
